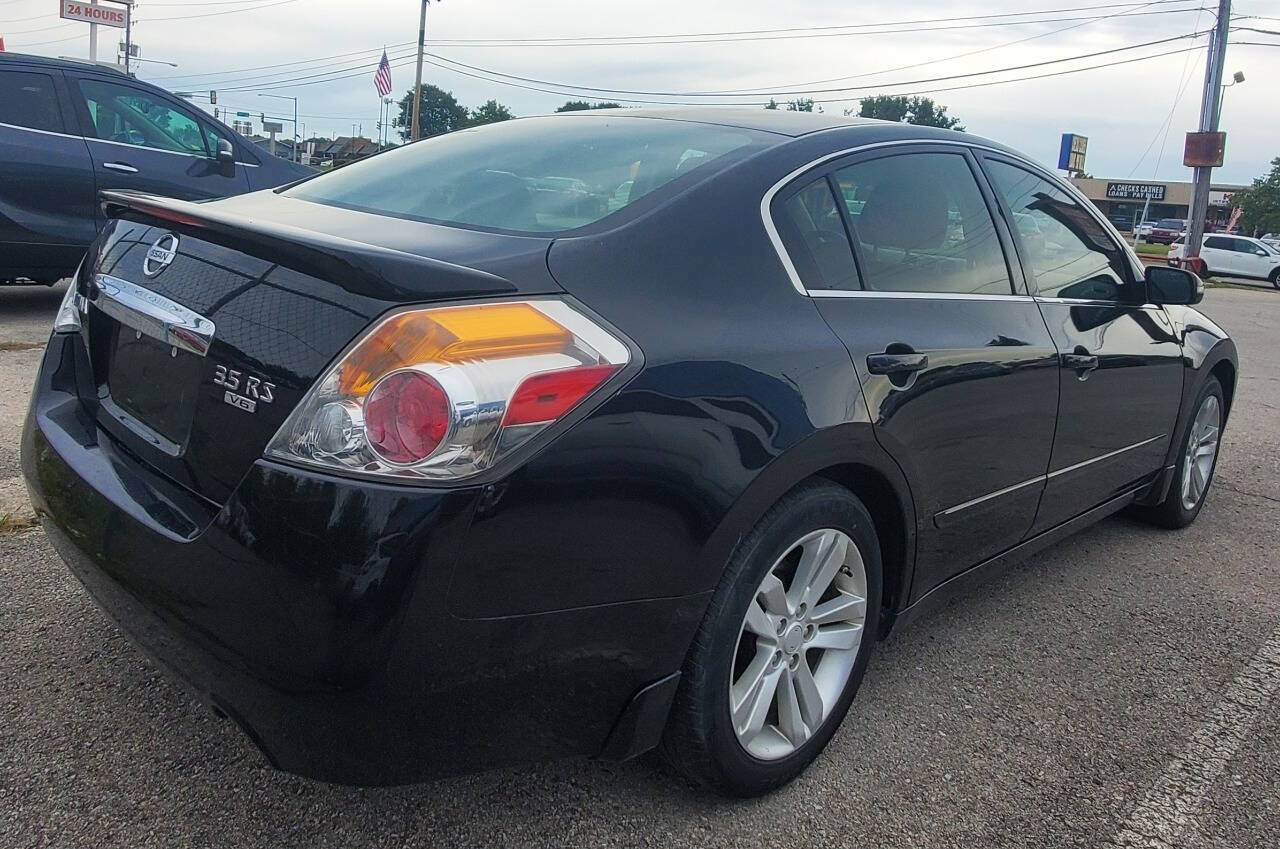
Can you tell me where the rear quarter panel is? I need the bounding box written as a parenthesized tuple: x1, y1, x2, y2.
(446, 133, 916, 618)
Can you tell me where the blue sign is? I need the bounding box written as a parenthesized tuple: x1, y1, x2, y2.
(1058, 133, 1088, 173)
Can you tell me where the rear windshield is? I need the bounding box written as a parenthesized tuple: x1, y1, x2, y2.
(286, 115, 767, 234)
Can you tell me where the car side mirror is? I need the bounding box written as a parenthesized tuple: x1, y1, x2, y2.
(1146, 266, 1204, 305)
(1256, 249, 1268, 257)
(216, 139, 236, 177)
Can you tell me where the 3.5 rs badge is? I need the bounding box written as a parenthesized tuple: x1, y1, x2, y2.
(213, 364, 275, 413)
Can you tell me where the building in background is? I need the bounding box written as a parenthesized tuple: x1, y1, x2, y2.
(1069, 177, 1244, 233)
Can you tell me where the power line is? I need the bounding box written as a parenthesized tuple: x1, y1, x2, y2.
(711, 0, 1192, 94)
(413, 10, 1213, 48)
(413, 31, 1206, 98)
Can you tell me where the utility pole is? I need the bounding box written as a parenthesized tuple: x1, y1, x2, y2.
(1183, 0, 1231, 269)
(410, 0, 428, 141)
(89, 0, 99, 62)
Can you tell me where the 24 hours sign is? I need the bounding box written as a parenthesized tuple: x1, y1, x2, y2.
(60, 0, 128, 28)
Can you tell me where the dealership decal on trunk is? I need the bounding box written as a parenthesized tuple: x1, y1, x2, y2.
(213, 364, 275, 413)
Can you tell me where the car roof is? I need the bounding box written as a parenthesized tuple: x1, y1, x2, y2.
(546, 107, 893, 137)
(0, 51, 127, 75)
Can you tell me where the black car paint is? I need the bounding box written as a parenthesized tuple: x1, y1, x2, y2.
(0, 53, 310, 282)
(21, 112, 1237, 784)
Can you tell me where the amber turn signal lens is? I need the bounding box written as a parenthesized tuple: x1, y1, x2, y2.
(339, 303, 574, 396)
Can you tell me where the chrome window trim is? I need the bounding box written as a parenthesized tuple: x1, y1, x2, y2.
(0, 121, 258, 166)
(935, 433, 1167, 522)
(760, 137, 1140, 297)
(93, 273, 216, 357)
(809, 289, 1033, 302)
(87, 136, 260, 167)
(0, 119, 75, 139)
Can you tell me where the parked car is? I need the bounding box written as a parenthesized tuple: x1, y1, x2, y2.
(1136, 220, 1157, 238)
(1169, 233, 1280, 287)
(1260, 233, 1280, 250)
(1147, 218, 1188, 244)
(0, 52, 311, 285)
(23, 110, 1237, 797)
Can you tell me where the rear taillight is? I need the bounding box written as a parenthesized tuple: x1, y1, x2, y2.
(265, 299, 631, 483)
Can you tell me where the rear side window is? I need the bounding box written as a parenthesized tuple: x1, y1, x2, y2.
(776, 179, 860, 291)
(0, 71, 63, 133)
(833, 153, 1014, 295)
(286, 116, 765, 234)
(984, 159, 1132, 301)
(1205, 236, 1232, 250)
(78, 79, 208, 155)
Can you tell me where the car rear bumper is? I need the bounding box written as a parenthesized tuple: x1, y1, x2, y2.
(22, 333, 700, 785)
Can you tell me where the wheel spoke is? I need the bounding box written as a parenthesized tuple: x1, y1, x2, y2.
(742, 599, 775, 640)
(757, 572, 789, 616)
(789, 530, 848, 608)
(732, 653, 782, 741)
(809, 592, 866, 626)
(1191, 458, 1208, 494)
(809, 623, 863, 652)
(775, 671, 810, 747)
(791, 656, 824, 730)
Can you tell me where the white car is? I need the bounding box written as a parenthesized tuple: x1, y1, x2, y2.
(1136, 220, 1156, 237)
(1261, 233, 1280, 250)
(1169, 233, 1280, 287)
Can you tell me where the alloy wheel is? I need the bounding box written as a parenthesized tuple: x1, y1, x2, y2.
(729, 528, 868, 761)
(1181, 394, 1221, 510)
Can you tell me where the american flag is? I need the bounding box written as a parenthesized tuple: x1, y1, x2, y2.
(374, 49, 393, 98)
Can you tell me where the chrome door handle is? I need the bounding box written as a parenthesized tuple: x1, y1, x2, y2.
(866, 351, 929, 375)
(1062, 347, 1099, 378)
(102, 162, 139, 173)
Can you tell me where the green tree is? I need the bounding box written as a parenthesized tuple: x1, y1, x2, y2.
(785, 98, 815, 112)
(1232, 157, 1280, 236)
(764, 98, 779, 110)
(467, 99, 515, 127)
(394, 85, 469, 141)
(555, 100, 621, 112)
(852, 95, 964, 131)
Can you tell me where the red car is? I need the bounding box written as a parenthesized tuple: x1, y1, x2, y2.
(1147, 218, 1188, 245)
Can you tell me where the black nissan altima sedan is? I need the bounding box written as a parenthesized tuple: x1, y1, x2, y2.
(22, 109, 1237, 797)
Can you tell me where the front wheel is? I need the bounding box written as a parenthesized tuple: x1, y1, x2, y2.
(1270, 268, 1280, 289)
(1133, 377, 1224, 529)
(658, 481, 882, 796)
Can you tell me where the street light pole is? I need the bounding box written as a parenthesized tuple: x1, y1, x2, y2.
(410, 0, 428, 141)
(1184, 0, 1231, 267)
(258, 93, 300, 163)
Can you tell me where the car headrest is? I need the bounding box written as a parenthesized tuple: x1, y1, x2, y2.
(856, 174, 948, 251)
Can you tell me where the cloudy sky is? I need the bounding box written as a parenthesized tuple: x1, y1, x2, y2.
(6, 0, 1279, 183)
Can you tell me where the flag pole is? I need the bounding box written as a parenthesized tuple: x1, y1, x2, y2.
(410, 0, 427, 141)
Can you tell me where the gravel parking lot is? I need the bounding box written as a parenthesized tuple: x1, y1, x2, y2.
(2, 283, 1278, 848)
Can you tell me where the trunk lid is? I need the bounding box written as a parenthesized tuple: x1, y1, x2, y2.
(81, 190, 561, 506)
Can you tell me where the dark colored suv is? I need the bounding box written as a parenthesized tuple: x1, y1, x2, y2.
(0, 53, 311, 284)
(23, 110, 1236, 796)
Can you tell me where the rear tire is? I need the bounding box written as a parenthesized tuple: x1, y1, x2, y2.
(1132, 377, 1224, 529)
(658, 481, 882, 796)
(1270, 268, 1279, 289)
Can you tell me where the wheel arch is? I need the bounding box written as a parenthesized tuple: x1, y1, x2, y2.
(696, 423, 917, 638)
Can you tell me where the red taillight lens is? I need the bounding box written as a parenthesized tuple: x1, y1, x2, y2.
(503, 364, 619, 427)
(365, 371, 450, 464)
(267, 299, 633, 483)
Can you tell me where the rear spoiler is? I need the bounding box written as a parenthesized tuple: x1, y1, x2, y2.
(100, 190, 516, 301)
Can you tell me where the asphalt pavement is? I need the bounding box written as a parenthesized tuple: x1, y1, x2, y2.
(1, 282, 1278, 848)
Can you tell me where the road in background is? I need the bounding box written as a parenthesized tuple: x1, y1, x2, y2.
(1, 287, 1277, 848)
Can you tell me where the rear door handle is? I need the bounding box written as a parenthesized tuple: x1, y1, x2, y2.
(866, 351, 929, 376)
(102, 162, 139, 173)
